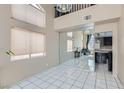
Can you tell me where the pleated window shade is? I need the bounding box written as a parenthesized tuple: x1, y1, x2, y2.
(11, 28, 46, 60)
(11, 4, 46, 28)
(11, 28, 30, 55)
(31, 32, 45, 54)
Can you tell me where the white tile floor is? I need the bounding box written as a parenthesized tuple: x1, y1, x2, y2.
(8, 56, 123, 89)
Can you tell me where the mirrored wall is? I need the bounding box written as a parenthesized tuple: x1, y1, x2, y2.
(59, 24, 95, 71)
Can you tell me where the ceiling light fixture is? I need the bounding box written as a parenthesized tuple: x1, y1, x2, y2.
(56, 4, 72, 13)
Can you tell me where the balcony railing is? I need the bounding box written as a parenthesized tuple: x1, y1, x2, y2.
(55, 4, 96, 18)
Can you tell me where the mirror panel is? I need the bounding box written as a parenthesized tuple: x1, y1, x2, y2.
(59, 24, 95, 72)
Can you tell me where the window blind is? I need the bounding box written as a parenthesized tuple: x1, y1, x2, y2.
(11, 28, 30, 55)
(11, 27, 46, 60)
(31, 32, 45, 54)
(11, 4, 46, 27)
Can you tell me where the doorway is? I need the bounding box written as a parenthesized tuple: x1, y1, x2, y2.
(94, 31, 113, 73)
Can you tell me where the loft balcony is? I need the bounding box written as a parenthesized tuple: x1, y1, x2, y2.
(54, 4, 96, 18)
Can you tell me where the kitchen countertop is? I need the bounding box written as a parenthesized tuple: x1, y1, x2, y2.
(95, 46, 112, 53)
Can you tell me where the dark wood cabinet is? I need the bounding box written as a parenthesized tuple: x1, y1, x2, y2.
(95, 52, 107, 64)
(108, 51, 112, 71)
(95, 51, 112, 72)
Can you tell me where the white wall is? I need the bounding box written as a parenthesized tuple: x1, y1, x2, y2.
(54, 5, 122, 31)
(0, 5, 11, 88)
(118, 5, 124, 86)
(0, 4, 59, 88)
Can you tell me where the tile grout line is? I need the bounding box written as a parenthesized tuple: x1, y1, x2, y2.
(9, 57, 119, 89)
(17, 80, 34, 89)
(62, 63, 80, 89)
(45, 70, 67, 88)
(81, 71, 89, 89)
(113, 76, 120, 89)
(94, 72, 97, 89)
(103, 64, 108, 89)
(53, 65, 77, 89)
(21, 69, 63, 89)
(70, 69, 84, 88)
(70, 58, 83, 87)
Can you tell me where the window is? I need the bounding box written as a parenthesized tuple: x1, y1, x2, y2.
(67, 32, 73, 52)
(11, 27, 46, 61)
(67, 40, 73, 52)
(31, 32, 46, 57)
(11, 4, 46, 27)
(67, 32, 73, 37)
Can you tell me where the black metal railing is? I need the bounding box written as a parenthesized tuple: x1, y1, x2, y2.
(55, 4, 96, 18)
